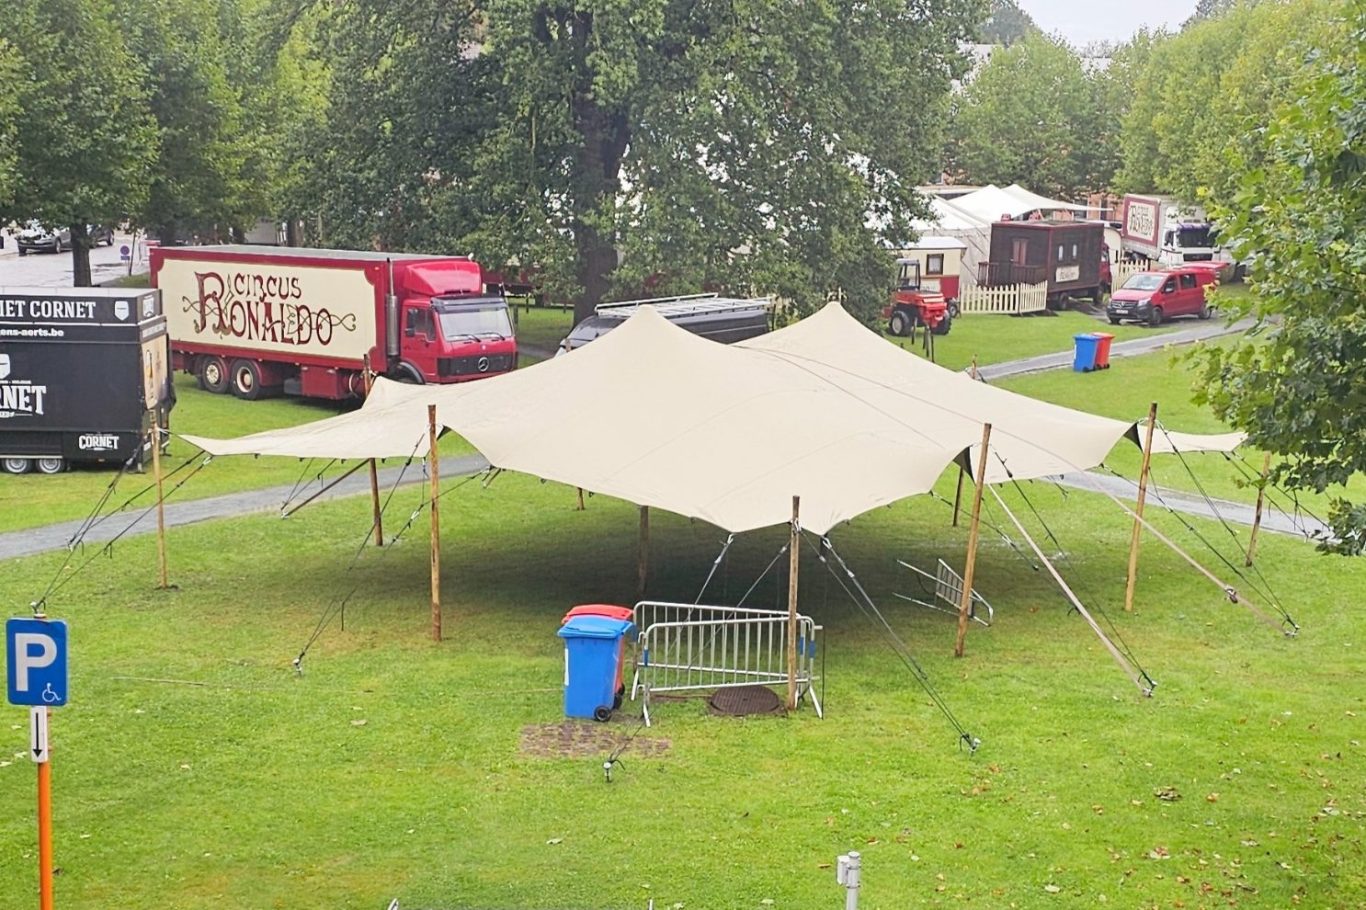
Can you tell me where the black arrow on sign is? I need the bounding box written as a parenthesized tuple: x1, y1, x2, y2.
(32, 712, 44, 759)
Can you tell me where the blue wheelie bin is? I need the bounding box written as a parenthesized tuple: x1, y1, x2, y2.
(557, 615, 636, 721)
(1072, 333, 1101, 372)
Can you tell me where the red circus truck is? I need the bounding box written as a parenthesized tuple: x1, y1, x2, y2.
(151, 246, 516, 401)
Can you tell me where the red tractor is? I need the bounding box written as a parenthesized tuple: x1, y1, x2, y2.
(884, 258, 951, 337)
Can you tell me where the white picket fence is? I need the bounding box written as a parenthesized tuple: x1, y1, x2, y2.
(957, 280, 1048, 315)
(1112, 260, 1148, 290)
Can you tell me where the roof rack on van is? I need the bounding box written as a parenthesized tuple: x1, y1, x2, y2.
(594, 293, 772, 320)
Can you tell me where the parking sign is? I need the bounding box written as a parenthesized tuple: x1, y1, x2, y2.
(6, 618, 68, 707)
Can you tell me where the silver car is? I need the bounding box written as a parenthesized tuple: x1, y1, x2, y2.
(17, 221, 115, 255)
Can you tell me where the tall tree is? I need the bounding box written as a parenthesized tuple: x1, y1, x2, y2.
(116, 0, 251, 245)
(308, 0, 983, 324)
(0, 39, 21, 212)
(1192, 2, 1363, 550)
(947, 33, 1099, 198)
(979, 0, 1039, 44)
(2, 0, 157, 286)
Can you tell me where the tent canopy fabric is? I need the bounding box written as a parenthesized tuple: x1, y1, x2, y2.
(184, 303, 1244, 533)
(1000, 184, 1091, 214)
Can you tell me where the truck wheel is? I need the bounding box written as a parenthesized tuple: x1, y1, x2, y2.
(198, 356, 229, 394)
(889, 311, 910, 337)
(35, 457, 65, 475)
(931, 313, 951, 336)
(1198, 301, 1212, 320)
(229, 359, 265, 400)
(2, 458, 31, 474)
(1149, 306, 1164, 327)
(946, 300, 960, 319)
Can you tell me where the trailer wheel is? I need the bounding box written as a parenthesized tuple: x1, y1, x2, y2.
(1, 458, 31, 475)
(35, 457, 65, 475)
(889, 310, 910, 337)
(229, 359, 266, 400)
(198, 355, 229, 394)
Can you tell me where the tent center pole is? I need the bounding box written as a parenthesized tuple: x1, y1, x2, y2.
(1125, 402, 1159, 613)
(428, 404, 442, 642)
(1245, 452, 1272, 567)
(787, 495, 801, 710)
(151, 410, 170, 590)
(363, 354, 383, 546)
(637, 506, 650, 598)
(955, 424, 992, 658)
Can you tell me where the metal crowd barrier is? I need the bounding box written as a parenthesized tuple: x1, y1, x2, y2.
(894, 558, 994, 626)
(631, 600, 822, 726)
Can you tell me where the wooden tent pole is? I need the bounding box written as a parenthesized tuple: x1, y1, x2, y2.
(363, 354, 383, 546)
(428, 404, 442, 642)
(637, 505, 650, 598)
(151, 411, 169, 590)
(576, 487, 585, 511)
(955, 424, 992, 658)
(787, 495, 801, 710)
(1245, 452, 1273, 567)
(1124, 401, 1159, 613)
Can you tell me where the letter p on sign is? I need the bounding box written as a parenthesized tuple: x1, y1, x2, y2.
(6, 618, 68, 707)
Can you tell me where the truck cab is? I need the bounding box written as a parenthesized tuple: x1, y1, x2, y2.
(400, 294, 516, 381)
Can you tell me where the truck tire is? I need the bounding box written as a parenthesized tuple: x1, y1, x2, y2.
(393, 363, 425, 384)
(198, 355, 230, 394)
(1198, 300, 1212, 320)
(2, 457, 31, 474)
(889, 311, 910, 337)
(35, 457, 65, 475)
(1149, 306, 1164, 327)
(229, 359, 266, 400)
(931, 313, 952, 336)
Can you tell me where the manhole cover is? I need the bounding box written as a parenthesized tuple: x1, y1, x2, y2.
(708, 685, 785, 717)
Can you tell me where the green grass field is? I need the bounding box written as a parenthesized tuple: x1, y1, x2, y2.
(0, 463, 1362, 908)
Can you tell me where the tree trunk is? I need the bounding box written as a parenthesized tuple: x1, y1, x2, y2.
(568, 11, 630, 326)
(70, 223, 92, 287)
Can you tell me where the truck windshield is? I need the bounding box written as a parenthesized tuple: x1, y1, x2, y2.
(1175, 225, 1213, 249)
(1122, 273, 1165, 291)
(437, 304, 512, 341)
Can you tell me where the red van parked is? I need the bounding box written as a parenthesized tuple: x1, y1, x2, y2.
(1106, 264, 1219, 326)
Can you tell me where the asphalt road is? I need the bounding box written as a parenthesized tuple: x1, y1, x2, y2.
(0, 229, 146, 288)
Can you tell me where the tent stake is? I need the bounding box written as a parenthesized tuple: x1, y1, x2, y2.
(787, 495, 800, 710)
(1124, 402, 1158, 613)
(1245, 452, 1272, 566)
(637, 506, 650, 598)
(428, 404, 442, 642)
(151, 411, 170, 590)
(363, 354, 383, 546)
(955, 424, 991, 658)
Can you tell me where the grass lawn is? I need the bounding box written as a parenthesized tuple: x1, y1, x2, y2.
(885, 310, 1177, 374)
(0, 466, 1361, 908)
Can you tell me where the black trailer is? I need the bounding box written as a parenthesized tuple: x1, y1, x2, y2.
(558, 293, 771, 354)
(978, 220, 1106, 306)
(0, 287, 174, 474)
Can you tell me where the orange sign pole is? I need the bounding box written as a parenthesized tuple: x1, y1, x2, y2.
(37, 713, 53, 910)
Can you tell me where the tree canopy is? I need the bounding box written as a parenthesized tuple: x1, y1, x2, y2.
(2, 0, 159, 285)
(1193, 1, 1365, 550)
(947, 33, 1102, 197)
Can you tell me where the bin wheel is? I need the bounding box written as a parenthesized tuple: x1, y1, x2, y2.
(593, 706, 612, 723)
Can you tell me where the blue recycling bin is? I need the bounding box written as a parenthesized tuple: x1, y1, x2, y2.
(557, 615, 635, 721)
(1072, 333, 1101, 372)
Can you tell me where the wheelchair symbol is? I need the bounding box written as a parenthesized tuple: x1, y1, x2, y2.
(40, 683, 62, 704)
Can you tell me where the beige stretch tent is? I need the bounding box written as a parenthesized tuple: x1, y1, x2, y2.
(185, 302, 1243, 529)
(739, 302, 1243, 482)
(185, 307, 973, 534)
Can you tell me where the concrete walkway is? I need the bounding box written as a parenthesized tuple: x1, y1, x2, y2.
(978, 317, 1255, 381)
(5, 315, 1314, 563)
(0, 455, 490, 562)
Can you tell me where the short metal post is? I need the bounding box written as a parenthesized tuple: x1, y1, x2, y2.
(836, 851, 861, 910)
